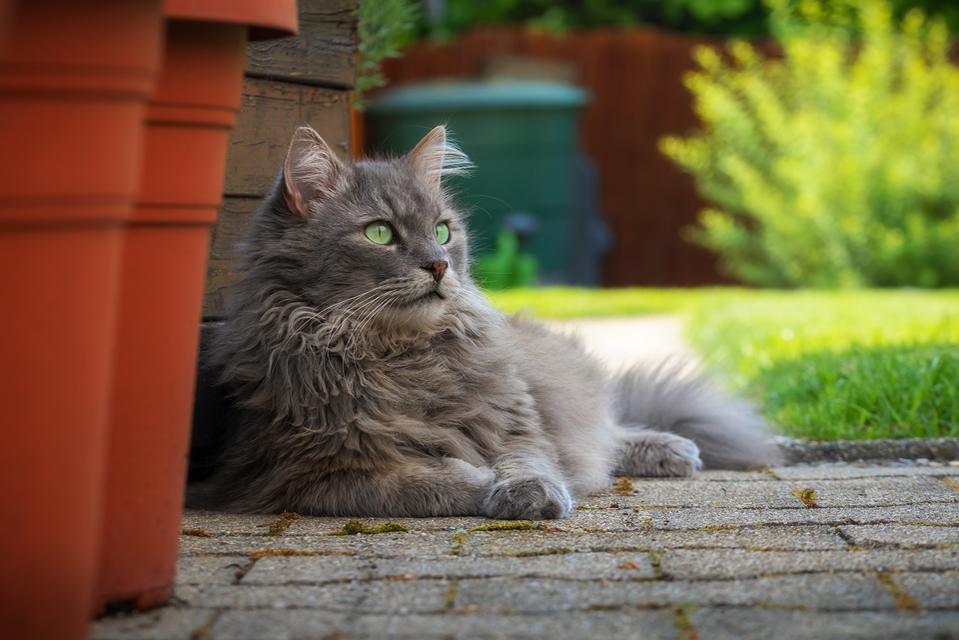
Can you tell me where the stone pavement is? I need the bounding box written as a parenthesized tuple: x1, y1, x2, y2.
(92, 461, 959, 640)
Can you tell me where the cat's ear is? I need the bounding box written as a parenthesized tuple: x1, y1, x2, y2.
(283, 127, 344, 219)
(404, 125, 471, 191)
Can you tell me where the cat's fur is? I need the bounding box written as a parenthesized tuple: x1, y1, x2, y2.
(187, 125, 781, 519)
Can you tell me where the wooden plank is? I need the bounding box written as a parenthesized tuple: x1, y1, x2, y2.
(224, 77, 352, 197)
(245, 0, 358, 89)
(204, 196, 261, 319)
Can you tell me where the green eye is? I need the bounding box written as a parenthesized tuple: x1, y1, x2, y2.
(364, 222, 393, 245)
(435, 222, 450, 244)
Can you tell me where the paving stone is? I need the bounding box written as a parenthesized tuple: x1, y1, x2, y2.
(644, 475, 959, 510)
(779, 437, 959, 465)
(659, 548, 959, 580)
(210, 610, 350, 640)
(691, 608, 959, 640)
(209, 609, 679, 640)
(241, 555, 378, 584)
(579, 480, 800, 509)
(894, 572, 959, 609)
(90, 608, 216, 640)
(176, 556, 249, 585)
(178, 531, 454, 557)
(455, 574, 895, 612)
(772, 464, 959, 481)
(650, 502, 959, 531)
(456, 526, 848, 556)
(181, 508, 283, 535)
(603, 476, 958, 510)
(789, 477, 959, 508)
(175, 580, 451, 613)
(564, 507, 654, 532)
(838, 525, 959, 549)
(242, 552, 657, 584)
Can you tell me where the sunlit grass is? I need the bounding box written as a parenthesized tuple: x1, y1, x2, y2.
(486, 286, 706, 318)
(758, 344, 959, 441)
(485, 287, 959, 440)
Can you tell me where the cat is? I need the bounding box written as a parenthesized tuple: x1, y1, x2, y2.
(186, 125, 781, 520)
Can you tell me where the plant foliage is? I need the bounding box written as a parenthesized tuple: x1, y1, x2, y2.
(425, 0, 958, 37)
(356, 0, 420, 107)
(661, 0, 959, 287)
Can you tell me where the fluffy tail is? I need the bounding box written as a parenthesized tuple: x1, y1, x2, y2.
(611, 358, 782, 470)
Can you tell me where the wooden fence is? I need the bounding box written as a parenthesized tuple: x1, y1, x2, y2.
(376, 26, 738, 287)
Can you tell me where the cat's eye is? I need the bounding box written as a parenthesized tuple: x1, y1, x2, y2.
(364, 221, 393, 245)
(435, 222, 450, 245)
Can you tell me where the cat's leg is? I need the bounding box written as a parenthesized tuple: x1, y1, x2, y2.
(482, 403, 575, 520)
(615, 426, 703, 477)
(191, 454, 495, 517)
(297, 456, 496, 517)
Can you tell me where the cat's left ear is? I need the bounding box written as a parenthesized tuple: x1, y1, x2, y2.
(404, 125, 471, 191)
(283, 127, 345, 219)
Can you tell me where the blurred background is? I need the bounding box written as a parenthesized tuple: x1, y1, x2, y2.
(353, 0, 959, 291)
(337, 0, 959, 444)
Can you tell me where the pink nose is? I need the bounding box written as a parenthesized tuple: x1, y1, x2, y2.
(424, 261, 448, 282)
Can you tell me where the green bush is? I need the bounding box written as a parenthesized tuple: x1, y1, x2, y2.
(661, 0, 959, 287)
(355, 0, 420, 107)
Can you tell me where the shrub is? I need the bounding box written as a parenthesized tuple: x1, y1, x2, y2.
(355, 0, 420, 107)
(661, 0, 959, 287)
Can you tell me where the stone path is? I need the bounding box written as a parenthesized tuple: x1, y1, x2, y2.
(93, 462, 959, 640)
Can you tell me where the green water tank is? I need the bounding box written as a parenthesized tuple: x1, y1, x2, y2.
(365, 81, 588, 281)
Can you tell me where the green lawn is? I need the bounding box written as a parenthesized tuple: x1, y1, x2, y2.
(486, 288, 959, 441)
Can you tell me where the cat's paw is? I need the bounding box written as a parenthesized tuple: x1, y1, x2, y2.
(482, 477, 574, 520)
(616, 431, 703, 477)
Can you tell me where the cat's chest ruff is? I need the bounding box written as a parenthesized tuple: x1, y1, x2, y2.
(338, 334, 502, 405)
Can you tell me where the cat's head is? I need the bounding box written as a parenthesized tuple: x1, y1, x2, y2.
(243, 125, 474, 333)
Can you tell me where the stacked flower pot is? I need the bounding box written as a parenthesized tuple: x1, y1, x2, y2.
(0, 1, 298, 638)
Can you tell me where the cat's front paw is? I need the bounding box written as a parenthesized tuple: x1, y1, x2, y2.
(616, 431, 703, 477)
(482, 477, 574, 520)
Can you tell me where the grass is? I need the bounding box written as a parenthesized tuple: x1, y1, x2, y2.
(485, 287, 959, 441)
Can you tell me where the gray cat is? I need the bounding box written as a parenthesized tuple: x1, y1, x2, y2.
(187, 125, 780, 520)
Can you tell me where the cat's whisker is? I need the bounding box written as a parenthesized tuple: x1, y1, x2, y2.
(269, 285, 400, 360)
(326, 290, 397, 352)
(314, 284, 395, 318)
(349, 293, 402, 350)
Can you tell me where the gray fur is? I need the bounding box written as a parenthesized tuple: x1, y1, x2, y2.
(187, 125, 780, 519)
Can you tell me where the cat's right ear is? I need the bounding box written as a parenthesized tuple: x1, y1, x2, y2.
(283, 127, 344, 219)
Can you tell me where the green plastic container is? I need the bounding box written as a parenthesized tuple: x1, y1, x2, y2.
(365, 81, 588, 281)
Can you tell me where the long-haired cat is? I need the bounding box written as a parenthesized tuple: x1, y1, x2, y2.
(187, 125, 780, 519)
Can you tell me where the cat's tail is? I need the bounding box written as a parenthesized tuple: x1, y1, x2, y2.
(610, 358, 782, 470)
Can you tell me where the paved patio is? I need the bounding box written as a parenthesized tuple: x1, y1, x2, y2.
(92, 317, 959, 639)
(92, 461, 959, 640)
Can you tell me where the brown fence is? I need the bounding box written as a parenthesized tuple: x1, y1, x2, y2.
(375, 25, 741, 287)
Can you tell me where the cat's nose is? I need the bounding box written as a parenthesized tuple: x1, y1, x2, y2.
(423, 261, 448, 282)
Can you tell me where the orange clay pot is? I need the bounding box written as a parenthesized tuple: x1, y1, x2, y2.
(93, 1, 297, 615)
(0, 1, 164, 638)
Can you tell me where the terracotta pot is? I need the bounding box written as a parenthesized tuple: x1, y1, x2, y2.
(165, 0, 298, 40)
(0, 1, 164, 638)
(93, 1, 298, 615)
